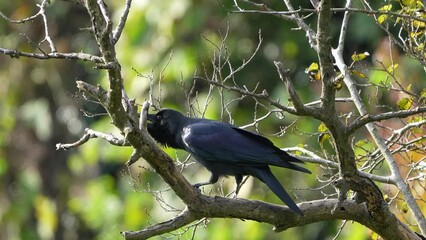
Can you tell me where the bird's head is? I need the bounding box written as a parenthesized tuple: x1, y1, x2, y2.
(147, 109, 187, 149)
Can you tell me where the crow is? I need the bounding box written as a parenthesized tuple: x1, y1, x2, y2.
(147, 109, 311, 215)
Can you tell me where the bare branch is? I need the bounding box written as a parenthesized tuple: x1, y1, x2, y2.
(56, 128, 127, 150)
(76, 80, 109, 104)
(122, 208, 196, 239)
(222, 29, 263, 83)
(139, 100, 150, 130)
(38, 0, 57, 52)
(232, 6, 426, 24)
(284, 147, 395, 184)
(348, 107, 426, 134)
(335, 0, 354, 52)
(0, 47, 103, 63)
(193, 76, 298, 115)
(236, 1, 318, 50)
(274, 61, 319, 117)
(0, 9, 39, 23)
(305, 98, 353, 106)
(126, 149, 142, 166)
(113, 0, 132, 44)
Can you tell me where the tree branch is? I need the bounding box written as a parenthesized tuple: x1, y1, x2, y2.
(348, 107, 426, 134)
(293, 154, 395, 184)
(236, 0, 318, 50)
(232, 6, 426, 24)
(112, 0, 132, 44)
(333, 43, 426, 235)
(0, 47, 103, 63)
(335, 0, 353, 52)
(274, 61, 320, 117)
(193, 76, 298, 115)
(122, 197, 421, 240)
(56, 128, 127, 150)
(122, 208, 197, 239)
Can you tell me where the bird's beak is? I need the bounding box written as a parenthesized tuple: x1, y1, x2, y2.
(147, 113, 156, 123)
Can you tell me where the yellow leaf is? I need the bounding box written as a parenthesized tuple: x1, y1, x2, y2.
(351, 52, 370, 61)
(415, 10, 426, 18)
(400, 0, 424, 8)
(294, 143, 304, 156)
(407, 119, 424, 135)
(306, 62, 319, 71)
(396, 16, 402, 24)
(383, 194, 391, 202)
(379, 4, 393, 11)
(305, 62, 321, 81)
(371, 232, 380, 240)
(34, 195, 58, 239)
(318, 133, 330, 145)
(413, 19, 426, 28)
(420, 88, 426, 98)
(410, 30, 424, 38)
(318, 122, 328, 132)
(407, 84, 412, 92)
(351, 70, 367, 78)
(387, 64, 399, 73)
(397, 97, 413, 110)
(333, 81, 343, 90)
(378, 14, 388, 24)
(408, 116, 423, 123)
(415, 43, 424, 52)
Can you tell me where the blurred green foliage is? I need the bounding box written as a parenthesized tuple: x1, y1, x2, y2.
(1, 0, 426, 239)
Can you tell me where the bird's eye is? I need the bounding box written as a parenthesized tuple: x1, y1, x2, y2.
(157, 115, 161, 120)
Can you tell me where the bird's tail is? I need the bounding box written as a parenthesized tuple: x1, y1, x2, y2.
(275, 151, 312, 174)
(276, 161, 312, 174)
(248, 167, 304, 215)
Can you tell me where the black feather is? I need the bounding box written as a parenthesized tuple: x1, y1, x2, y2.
(147, 109, 310, 215)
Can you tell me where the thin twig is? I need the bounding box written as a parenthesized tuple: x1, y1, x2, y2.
(56, 128, 127, 150)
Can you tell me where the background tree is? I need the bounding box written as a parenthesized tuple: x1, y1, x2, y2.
(1, 0, 426, 239)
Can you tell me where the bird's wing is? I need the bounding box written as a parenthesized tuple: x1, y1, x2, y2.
(182, 121, 310, 173)
(231, 126, 304, 164)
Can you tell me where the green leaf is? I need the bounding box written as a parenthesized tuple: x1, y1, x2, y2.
(369, 69, 391, 87)
(355, 139, 369, 148)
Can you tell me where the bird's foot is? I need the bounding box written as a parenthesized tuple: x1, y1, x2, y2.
(232, 191, 239, 199)
(192, 184, 203, 194)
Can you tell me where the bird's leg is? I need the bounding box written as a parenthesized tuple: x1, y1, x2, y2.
(193, 173, 219, 188)
(234, 175, 243, 198)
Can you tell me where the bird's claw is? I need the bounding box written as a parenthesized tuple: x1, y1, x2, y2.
(192, 184, 202, 194)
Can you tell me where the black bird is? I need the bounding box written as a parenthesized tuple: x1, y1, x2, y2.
(147, 109, 311, 215)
